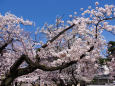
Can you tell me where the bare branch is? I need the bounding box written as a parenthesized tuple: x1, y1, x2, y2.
(95, 17, 115, 38)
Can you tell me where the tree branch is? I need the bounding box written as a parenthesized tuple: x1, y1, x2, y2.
(0, 39, 13, 54)
(80, 46, 94, 59)
(95, 17, 115, 38)
(36, 60, 77, 71)
(14, 45, 94, 77)
(37, 24, 75, 51)
(10, 54, 26, 73)
(17, 66, 37, 77)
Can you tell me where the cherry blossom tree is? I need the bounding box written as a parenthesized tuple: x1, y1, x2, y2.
(0, 2, 115, 86)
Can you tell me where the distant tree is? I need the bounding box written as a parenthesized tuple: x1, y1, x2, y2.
(108, 41, 115, 57)
(107, 41, 115, 79)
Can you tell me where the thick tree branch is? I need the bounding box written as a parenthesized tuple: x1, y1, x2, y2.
(24, 55, 36, 66)
(17, 66, 37, 77)
(15, 61, 77, 77)
(10, 54, 36, 73)
(49, 24, 75, 43)
(10, 54, 26, 73)
(36, 60, 77, 71)
(37, 24, 75, 51)
(80, 46, 94, 59)
(14, 45, 94, 77)
(12, 61, 77, 77)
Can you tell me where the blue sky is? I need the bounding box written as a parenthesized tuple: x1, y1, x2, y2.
(0, 0, 115, 42)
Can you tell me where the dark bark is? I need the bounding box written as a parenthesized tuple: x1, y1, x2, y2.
(14, 81, 18, 86)
(0, 55, 26, 86)
(10, 54, 26, 72)
(71, 69, 78, 86)
(31, 82, 36, 86)
(52, 78, 66, 86)
(80, 81, 86, 86)
(37, 61, 77, 71)
(1, 76, 16, 86)
(58, 79, 66, 86)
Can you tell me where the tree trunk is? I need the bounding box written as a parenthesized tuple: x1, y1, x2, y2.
(80, 81, 86, 86)
(0, 76, 15, 86)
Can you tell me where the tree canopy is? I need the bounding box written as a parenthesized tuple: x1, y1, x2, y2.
(0, 1, 115, 86)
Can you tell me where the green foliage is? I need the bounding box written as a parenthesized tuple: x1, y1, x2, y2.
(98, 41, 115, 65)
(98, 58, 110, 65)
(108, 41, 115, 54)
